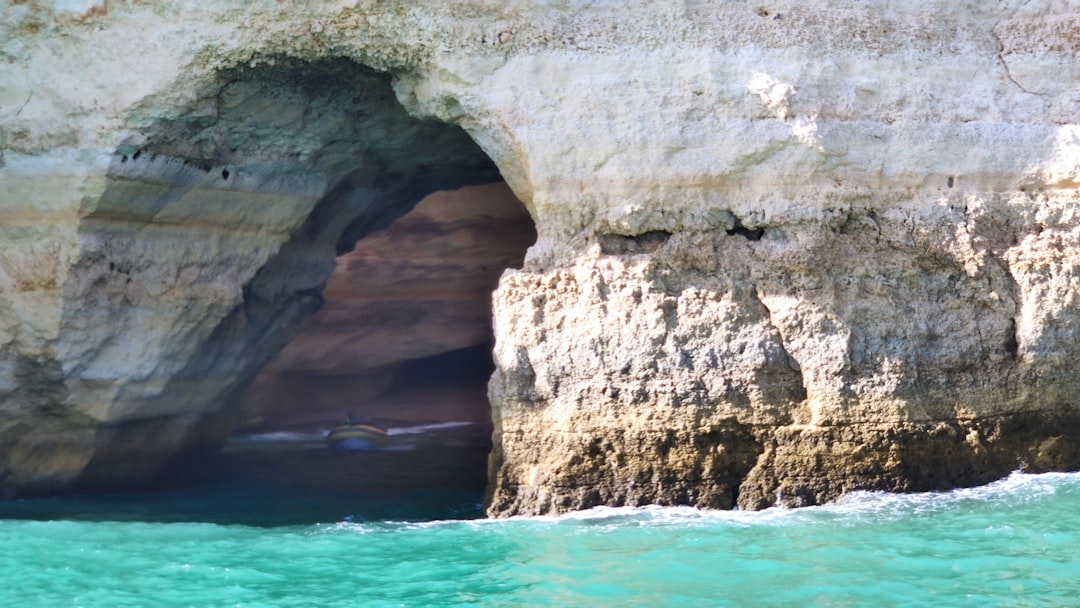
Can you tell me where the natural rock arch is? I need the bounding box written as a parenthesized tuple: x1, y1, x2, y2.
(3, 57, 514, 495)
(3, 1, 1079, 517)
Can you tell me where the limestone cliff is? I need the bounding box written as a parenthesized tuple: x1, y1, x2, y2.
(0, 1, 1078, 512)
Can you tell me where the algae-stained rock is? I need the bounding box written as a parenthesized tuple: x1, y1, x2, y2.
(1, 1, 1079, 509)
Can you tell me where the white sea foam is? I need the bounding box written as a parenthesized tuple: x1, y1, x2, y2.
(326, 470, 1080, 533)
(307, 521, 381, 536)
(819, 470, 1079, 521)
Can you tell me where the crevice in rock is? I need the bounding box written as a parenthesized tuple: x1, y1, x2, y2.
(986, 250, 1023, 363)
(992, 29, 1033, 95)
(726, 217, 765, 241)
(1004, 318, 1019, 359)
(598, 230, 671, 254)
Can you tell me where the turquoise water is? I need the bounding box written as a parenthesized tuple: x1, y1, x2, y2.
(2, 471, 1079, 607)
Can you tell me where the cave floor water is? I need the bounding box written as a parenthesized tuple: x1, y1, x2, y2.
(0, 422, 493, 527)
(1, 427, 1078, 607)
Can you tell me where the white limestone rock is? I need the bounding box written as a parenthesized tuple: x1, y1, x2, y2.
(0, 1, 1077, 508)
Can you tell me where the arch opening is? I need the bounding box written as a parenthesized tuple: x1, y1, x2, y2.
(235, 182, 535, 435)
(0, 56, 538, 521)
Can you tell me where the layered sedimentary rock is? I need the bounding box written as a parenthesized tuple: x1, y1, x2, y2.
(0, 51, 501, 494)
(239, 183, 534, 426)
(1, 1, 1078, 512)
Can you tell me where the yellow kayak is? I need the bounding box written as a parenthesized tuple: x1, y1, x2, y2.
(326, 424, 390, 450)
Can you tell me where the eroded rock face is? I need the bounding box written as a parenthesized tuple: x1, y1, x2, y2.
(0, 1, 1078, 510)
(487, 203, 1080, 513)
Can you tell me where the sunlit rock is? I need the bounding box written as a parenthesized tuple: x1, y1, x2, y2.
(0, 1, 1078, 511)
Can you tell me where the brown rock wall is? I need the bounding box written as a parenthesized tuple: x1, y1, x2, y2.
(238, 183, 534, 427)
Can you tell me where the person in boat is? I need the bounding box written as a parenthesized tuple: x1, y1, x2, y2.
(328, 412, 390, 450)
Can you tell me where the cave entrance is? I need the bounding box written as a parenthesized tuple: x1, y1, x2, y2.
(62, 56, 536, 521)
(233, 181, 534, 436)
(205, 180, 535, 524)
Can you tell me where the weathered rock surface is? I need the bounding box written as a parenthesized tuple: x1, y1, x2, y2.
(0, 1, 1078, 512)
(487, 207, 1080, 513)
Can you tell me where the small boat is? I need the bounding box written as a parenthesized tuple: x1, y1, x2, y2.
(326, 424, 390, 450)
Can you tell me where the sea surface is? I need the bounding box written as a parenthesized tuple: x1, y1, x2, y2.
(1, 428, 1078, 607)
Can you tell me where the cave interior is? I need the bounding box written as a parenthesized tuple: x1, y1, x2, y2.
(48, 56, 537, 520)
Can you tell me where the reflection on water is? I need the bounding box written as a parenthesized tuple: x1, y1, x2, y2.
(0, 423, 492, 527)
